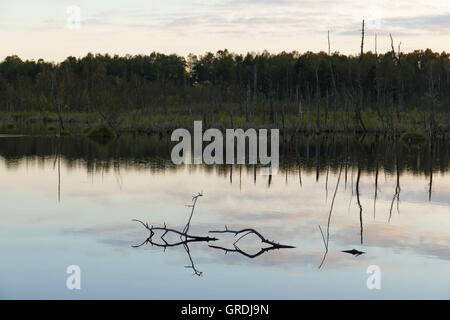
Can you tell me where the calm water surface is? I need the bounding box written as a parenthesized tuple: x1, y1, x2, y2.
(0, 135, 449, 299)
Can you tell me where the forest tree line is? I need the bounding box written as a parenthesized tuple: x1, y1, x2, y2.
(0, 48, 449, 133)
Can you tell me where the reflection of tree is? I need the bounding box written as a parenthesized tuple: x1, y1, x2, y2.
(389, 142, 401, 222)
(355, 135, 365, 245)
(132, 224, 207, 276)
(356, 164, 363, 244)
(428, 139, 434, 202)
(132, 220, 217, 248)
(373, 137, 380, 220)
(318, 164, 343, 269)
(133, 193, 295, 275)
(52, 137, 61, 202)
(183, 243, 202, 276)
(295, 136, 303, 187)
(132, 193, 217, 276)
(209, 227, 295, 259)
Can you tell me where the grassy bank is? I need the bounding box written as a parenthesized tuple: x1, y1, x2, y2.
(0, 107, 448, 137)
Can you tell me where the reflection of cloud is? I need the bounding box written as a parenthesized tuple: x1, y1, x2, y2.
(332, 223, 450, 261)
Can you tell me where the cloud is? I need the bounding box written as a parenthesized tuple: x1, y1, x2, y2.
(383, 13, 450, 31)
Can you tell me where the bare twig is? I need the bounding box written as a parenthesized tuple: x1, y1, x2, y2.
(183, 192, 203, 235)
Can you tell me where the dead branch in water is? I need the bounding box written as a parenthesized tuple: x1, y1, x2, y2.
(131, 219, 217, 248)
(208, 227, 295, 258)
(133, 193, 295, 273)
(132, 193, 216, 276)
(209, 243, 288, 259)
(132, 192, 216, 248)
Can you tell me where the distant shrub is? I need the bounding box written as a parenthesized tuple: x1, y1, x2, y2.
(87, 125, 115, 138)
(86, 125, 116, 146)
(83, 126, 92, 134)
(59, 130, 71, 136)
(401, 131, 426, 146)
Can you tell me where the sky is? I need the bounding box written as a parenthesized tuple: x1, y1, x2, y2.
(0, 0, 449, 61)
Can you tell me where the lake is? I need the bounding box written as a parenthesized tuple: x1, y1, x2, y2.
(0, 134, 449, 299)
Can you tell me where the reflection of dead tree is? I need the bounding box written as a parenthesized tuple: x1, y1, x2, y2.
(132, 193, 217, 276)
(183, 243, 203, 276)
(132, 219, 218, 248)
(428, 139, 434, 201)
(356, 164, 363, 244)
(374, 138, 380, 220)
(316, 136, 320, 182)
(209, 227, 295, 258)
(325, 138, 330, 200)
(295, 137, 303, 187)
(389, 147, 401, 222)
(52, 138, 62, 202)
(133, 193, 295, 274)
(318, 164, 343, 269)
(132, 227, 207, 276)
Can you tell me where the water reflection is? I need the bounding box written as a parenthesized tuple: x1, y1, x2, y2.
(133, 192, 295, 275)
(0, 134, 449, 299)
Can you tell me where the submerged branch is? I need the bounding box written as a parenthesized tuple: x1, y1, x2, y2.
(209, 227, 295, 249)
(209, 227, 295, 259)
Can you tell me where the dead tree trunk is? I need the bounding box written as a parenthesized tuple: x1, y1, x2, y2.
(356, 20, 367, 132)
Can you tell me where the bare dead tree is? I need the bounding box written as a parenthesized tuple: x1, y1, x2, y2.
(360, 20, 365, 59)
(245, 82, 250, 123)
(253, 63, 258, 115)
(356, 20, 367, 132)
(327, 30, 338, 132)
(315, 66, 321, 132)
